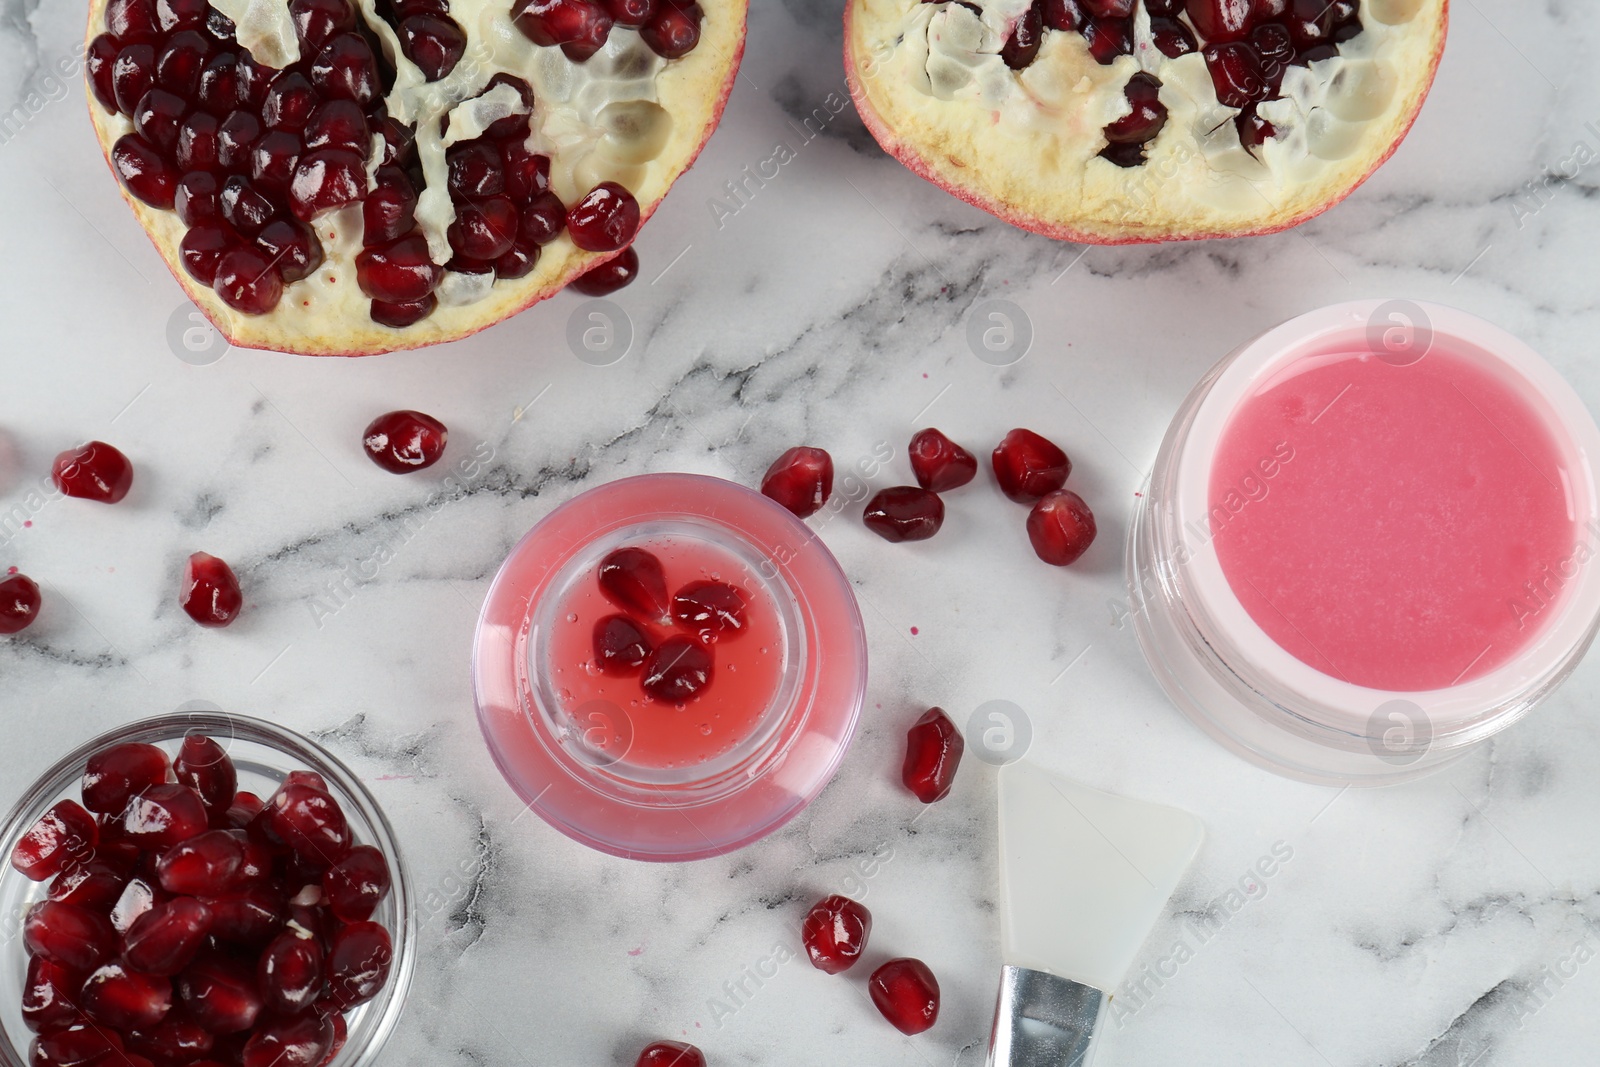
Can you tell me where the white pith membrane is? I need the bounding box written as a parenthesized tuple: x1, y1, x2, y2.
(844, 0, 1447, 242)
(86, 0, 745, 355)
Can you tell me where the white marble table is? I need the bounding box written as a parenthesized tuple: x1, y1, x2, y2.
(3, 1, 1598, 1064)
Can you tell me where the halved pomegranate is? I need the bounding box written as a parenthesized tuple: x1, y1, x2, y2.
(84, 0, 747, 354)
(844, 0, 1447, 241)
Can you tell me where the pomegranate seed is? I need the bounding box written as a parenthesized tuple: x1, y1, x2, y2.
(222, 175, 276, 230)
(243, 1011, 335, 1067)
(519, 190, 567, 244)
(250, 129, 301, 193)
(24, 901, 117, 971)
(902, 707, 963, 803)
(217, 110, 260, 168)
(398, 14, 467, 80)
(110, 877, 160, 935)
(801, 895, 872, 974)
(593, 613, 653, 675)
(302, 99, 366, 154)
(446, 141, 504, 198)
(81, 961, 172, 1030)
(370, 295, 437, 327)
(121, 784, 210, 850)
(483, 73, 536, 137)
(30, 1026, 124, 1067)
(180, 552, 244, 627)
(991, 428, 1070, 503)
(597, 546, 669, 620)
(172, 734, 236, 816)
(500, 137, 549, 202)
(22, 956, 83, 1033)
(635, 1043, 706, 1067)
(289, 148, 368, 220)
(1286, 0, 1335, 48)
(258, 930, 325, 1014)
(12, 800, 99, 879)
(181, 222, 239, 286)
(226, 791, 265, 828)
(356, 234, 442, 303)
(495, 242, 540, 280)
(83, 748, 170, 812)
(447, 196, 518, 260)
(361, 409, 448, 473)
(112, 44, 156, 115)
(154, 30, 212, 95)
(606, 0, 655, 27)
(1236, 104, 1276, 150)
(0, 572, 42, 634)
(195, 53, 240, 116)
(863, 486, 944, 543)
(570, 246, 638, 295)
(513, 0, 613, 54)
(235, 52, 276, 109)
(670, 581, 747, 640)
(49, 860, 129, 911)
(1151, 15, 1197, 56)
(1204, 41, 1269, 107)
(309, 32, 379, 104)
(111, 133, 178, 208)
(256, 218, 324, 282)
(289, 0, 356, 51)
(175, 113, 221, 173)
(1105, 72, 1167, 145)
(363, 168, 419, 245)
(869, 958, 941, 1035)
(108, 0, 161, 40)
(87, 35, 121, 111)
(262, 72, 317, 132)
(760, 446, 833, 517)
(324, 920, 392, 1009)
(1041, 0, 1082, 30)
(1000, 2, 1042, 69)
(1080, 15, 1131, 62)
(321, 844, 391, 922)
(229, 829, 273, 885)
(259, 783, 351, 866)
(157, 830, 244, 895)
(567, 181, 639, 252)
(1188, 0, 1253, 41)
(908, 428, 976, 492)
(124, 897, 214, 975)
(125, 1016, 215, 1062)
(177, 954, 263, 1033)
(1252, 19, 1294, 67)
(52, 441, 134, 504)
(203, 885, 285, 945)
(641, 635, 713, 703)
(213, 246, 285, 314)
(640, 0, 700, 58)
(132, 88, 188, 152)
(1026, 489, 1096, 566)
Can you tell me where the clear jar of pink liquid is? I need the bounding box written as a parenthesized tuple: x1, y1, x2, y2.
(1130, 301, 1600, 784)
(473, 474, 867, 860)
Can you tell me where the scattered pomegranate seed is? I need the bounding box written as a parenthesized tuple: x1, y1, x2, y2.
(593, 613, 653, 675)
(30, 1026, 124, 1067)
(321, 844, 391, 922)
(121, 783, 211, 850)
(570, 246, 640, 296)
(636, 1042, 706, 1067)
(566, 181, 640, 252)
(110, 877, 160, 935)
(324, 921, 392, 1009)
(243, 1011, 336, 1067)
(869, 958, 940, 1035)
(597, 546, 670, 621)
(181, 552, 243, 627)
(82, 961, 173, 1030)
(258, 782, 351, 867)
(176, 952, 264, 1033)
(157, 829, 244, 894)
(641, 635, 713, 703)
(82, 743, 171, 815)
(204, 885, 286, 945)
(0, 572, 42, 634)
(24, 901, 117, 971)
(863, 487, 944, 543)
(259, 930, 326, 1014)
(123, 897, 214, 975)
(802, 895, 872, 974)
(991, 429, 1070, 503)
(908, 429, 977, 492)
(52, 441, 134, 503)
(761, 446, 833, 518)
(126, 1015, 216, 1063)
(1027, 489, 1097, 566)
(48, 859, 129, 911)
(174, 733, 236, 815)
(670, 580, 748, 640)
(22, 955, 83, 1032)
(11, 800, 100, 880)
(902, 707, 964, 803)
(362, 409, 448, 473)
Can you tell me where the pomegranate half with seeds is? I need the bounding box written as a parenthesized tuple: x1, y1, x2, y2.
(84, 0, 747, 354)
(844, 0, 1447, 241)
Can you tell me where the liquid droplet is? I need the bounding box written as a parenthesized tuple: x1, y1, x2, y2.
(567, 613, 579, 623)
(699, 723, 712, 736)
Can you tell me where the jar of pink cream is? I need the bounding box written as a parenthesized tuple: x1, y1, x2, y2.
(1130, 301, 1600, 784)
(473, 474, 868, 860)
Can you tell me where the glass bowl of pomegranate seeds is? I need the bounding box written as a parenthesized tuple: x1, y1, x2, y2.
(0, 711, 413, 1067)
(475, 474, 868, 862)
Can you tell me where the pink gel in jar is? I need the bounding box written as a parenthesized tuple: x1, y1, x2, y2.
(473, 474, 867, 860)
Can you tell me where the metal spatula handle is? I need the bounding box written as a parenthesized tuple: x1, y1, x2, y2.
(987, 965, 1106, 1067)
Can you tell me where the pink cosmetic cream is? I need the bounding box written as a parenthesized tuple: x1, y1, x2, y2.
(473, 474, 868, 860)
(1130, 301, 1600, 784)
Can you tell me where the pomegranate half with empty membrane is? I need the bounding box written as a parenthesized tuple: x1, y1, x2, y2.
(843, 0, 1447, 241)
(85, 0, 746, 354)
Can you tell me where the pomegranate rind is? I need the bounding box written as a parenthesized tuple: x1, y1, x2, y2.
(84, 0, 748, 355)
(843, 0, 1447, 243)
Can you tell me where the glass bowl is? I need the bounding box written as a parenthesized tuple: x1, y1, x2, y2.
(0, 711, 414, 1067)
